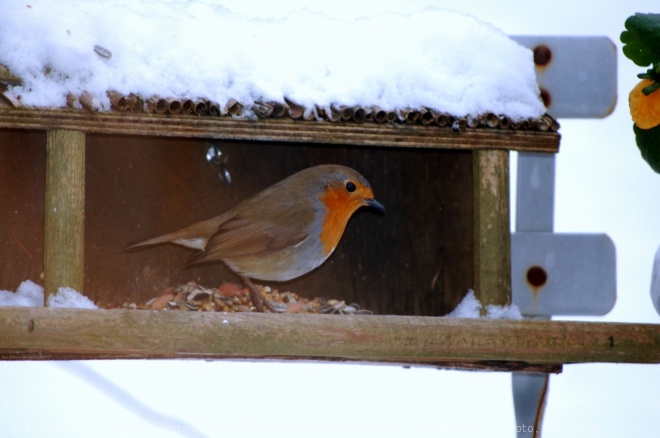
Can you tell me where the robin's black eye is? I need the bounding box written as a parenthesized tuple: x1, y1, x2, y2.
(346, 181, 356, 192)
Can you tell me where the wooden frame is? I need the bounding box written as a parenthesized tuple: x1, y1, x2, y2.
(0, 108, 558, 151)
(2, 106, 657, 372)
(1, 309, 659, 373)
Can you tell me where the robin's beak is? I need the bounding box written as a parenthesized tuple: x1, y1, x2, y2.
(365, 198, 386, 214)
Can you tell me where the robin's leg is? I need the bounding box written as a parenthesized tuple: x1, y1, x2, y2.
(241, 275, 277, 312)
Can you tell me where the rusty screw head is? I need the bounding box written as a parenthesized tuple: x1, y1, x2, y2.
(526, 266, 548, 288)
(539, 87, 552, 108)
(533, 45, 552, 66)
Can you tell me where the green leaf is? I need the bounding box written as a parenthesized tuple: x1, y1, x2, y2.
(633, 124, 660, 173)
(621, 13, 660, 67)
(642, 80, 660, 96)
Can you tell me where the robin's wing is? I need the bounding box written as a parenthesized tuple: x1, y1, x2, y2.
(188, 212, 309, 265)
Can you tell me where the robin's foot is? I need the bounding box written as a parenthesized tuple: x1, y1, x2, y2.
(241, 275, 277, 312)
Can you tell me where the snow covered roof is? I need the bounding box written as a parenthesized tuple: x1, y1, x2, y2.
(0, 2, 555, 131)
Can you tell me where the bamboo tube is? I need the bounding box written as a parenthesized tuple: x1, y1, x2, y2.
(327, 105, 342, 122)
(339, 106, 354, 121)
(440, 113, 455, 127)
(467, 115, 480, 128)
(131, 95, 144, 112)
(510, 119, 524, 130)
(314, 105, 328, 121)
(253, 101, 273, 118)
(152, 97, 183, 114)
(270, 102, 286, 118)
(421, 109, 436, 126)
(543, 114, 560, 132)
(126, 94, 139, 111)
(65, 93, 77, 108)
(0, 64, 22, 86)
(167, 99, 182, 114)
(481, 112, 500, 128)
(416, 108, 428, 124)
(410, 109, 422, 123)
(44, 130, 86, 302)
(522, 118, 538, 130)
(107, 91, 130, 111)
(372, 107, 387, 123)
(386, 110, 397, 123)
(537, 115, 551, 131)
(364, 108, 374, 122)
(145, 97, 157, 113)
(400, 108, 420, 124)
(225, 99, 242, 116)
(154, 98, 169, 114)
(0, 65, 22, 107)
(193, 100, 208, 115)
(284, 97, 304, 119)
(0, 91, 19, 108)
(208, 102, 220, 116)
(303, 106, 318, 121)
(550, 116, 560, 132)
(499, 115, 512, 129)
(352, 107, 366, 124)
(79, 92, 96, 112)
(181, 99, 194, 114)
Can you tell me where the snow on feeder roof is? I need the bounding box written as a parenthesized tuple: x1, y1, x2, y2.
(0, 2, 552, 129)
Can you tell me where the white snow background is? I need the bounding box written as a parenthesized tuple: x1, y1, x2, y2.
(1, 1, 659, 437)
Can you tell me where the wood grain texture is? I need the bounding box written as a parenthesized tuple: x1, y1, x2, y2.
(1, 308, 658, 369)
(473, 149, 512, 308)
(44, 130, 86, 298)
(0, 108, 560, 152)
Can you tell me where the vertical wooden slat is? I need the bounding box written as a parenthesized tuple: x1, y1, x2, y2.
(472, 149, 511, 308)
(44, 130, 86, 302)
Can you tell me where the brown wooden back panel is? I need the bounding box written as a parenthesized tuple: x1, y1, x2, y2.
(1, 131, 472, 315)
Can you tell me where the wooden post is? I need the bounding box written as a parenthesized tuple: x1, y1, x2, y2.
(473, 149, 511, 308)
(44, 130, 86, 302)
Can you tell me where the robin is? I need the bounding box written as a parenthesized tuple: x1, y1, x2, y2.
(127, 164, 385, 312)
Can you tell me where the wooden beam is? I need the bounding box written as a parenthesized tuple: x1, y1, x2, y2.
(44, 130, 86, 299)
(473, 149, 512, 308)
(0, 108, 560, 152)
(1, 308, 658, 369)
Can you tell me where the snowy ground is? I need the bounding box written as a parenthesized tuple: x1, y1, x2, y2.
(1, 1, 659, 438)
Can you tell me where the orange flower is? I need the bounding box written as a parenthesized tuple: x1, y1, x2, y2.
(629, 79, 660, 129)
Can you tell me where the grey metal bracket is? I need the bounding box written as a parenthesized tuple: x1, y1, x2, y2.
(509, 35, 617, 437)
(512, 232, 616, 317)
(512, 36, 617, 118)
(511, 153, 554, 438)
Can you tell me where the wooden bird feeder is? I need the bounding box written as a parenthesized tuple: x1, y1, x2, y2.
(0, 67, 658, 373)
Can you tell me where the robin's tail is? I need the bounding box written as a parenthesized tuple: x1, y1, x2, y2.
(124, 215, 227, 252)
(124, 232, 205, 252)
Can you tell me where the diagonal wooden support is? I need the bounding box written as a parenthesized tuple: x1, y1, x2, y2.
(44, 129, 86, 301)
